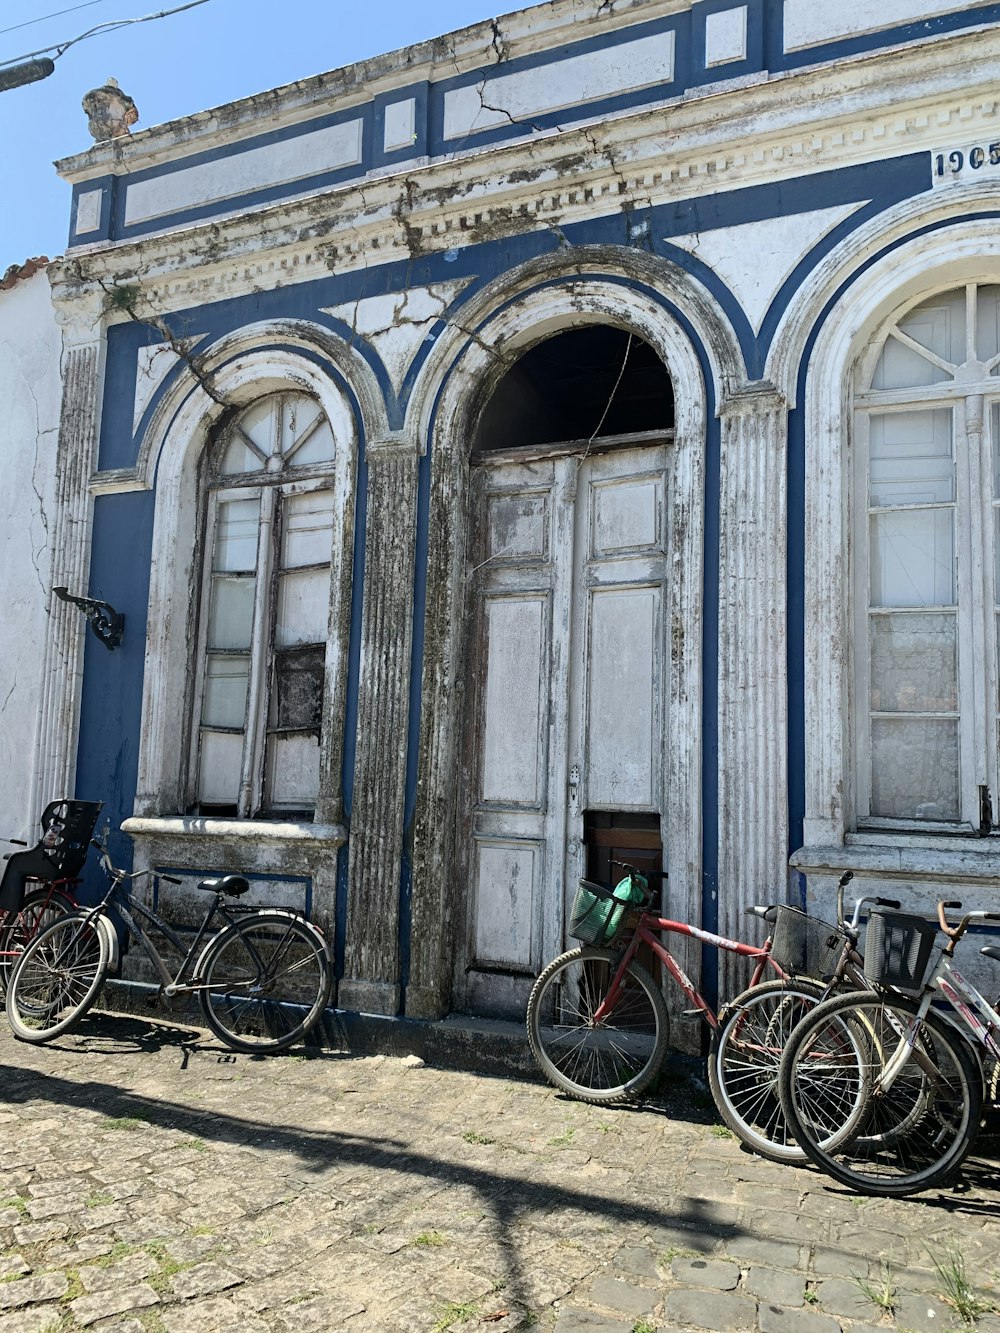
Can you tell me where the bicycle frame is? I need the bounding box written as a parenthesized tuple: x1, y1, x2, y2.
(594, 912, 785, 1030)
(0, 878, 79, 959)
(106, 881, 238, 994)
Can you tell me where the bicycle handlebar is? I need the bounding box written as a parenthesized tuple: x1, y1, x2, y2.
(90, 838, 183, 888)
(937, 900, 1000, 940)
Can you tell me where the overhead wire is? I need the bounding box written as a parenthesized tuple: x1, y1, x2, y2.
(0, 2, 115, 41)
(0, 0, 213, 69)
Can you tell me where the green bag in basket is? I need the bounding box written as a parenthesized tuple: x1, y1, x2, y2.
(569, 873, 647, 947)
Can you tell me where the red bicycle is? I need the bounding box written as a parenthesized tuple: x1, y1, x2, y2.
(0, 800, 103, 990)
(526, 864, 859, 1160)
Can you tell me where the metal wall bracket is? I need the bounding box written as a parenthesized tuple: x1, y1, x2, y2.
(53, 586, 124, 651)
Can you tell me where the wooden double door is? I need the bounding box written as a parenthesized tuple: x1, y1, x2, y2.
(459, 440, 669, 1017)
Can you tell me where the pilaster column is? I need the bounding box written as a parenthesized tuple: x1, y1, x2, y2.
(340, 429, 420, 1015)
(31, 291, 105, 823)
(717, 383, 789, 999)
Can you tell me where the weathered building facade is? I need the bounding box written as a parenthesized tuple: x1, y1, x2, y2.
(35, 0, 1000, 1020)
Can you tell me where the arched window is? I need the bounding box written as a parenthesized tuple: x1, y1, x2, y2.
(191, 391, 337, 817)
(855, 283, 1000, 828)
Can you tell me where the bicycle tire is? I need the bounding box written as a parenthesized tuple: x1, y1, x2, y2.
(198, 912, 332, 1054)
(526, 946, 669, 1104)
(5, 910, 111, 1043)
(0, 885, 76, 991)
(708, 978, 826, 1163)
(779, 991, 982, 1196)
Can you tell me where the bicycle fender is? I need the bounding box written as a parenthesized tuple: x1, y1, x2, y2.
(192, 909, 333, 976)
(96, 914, 120, 972)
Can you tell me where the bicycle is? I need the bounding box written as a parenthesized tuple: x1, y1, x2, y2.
(0, 800, 103, 990)
(5, 833, 334, 1054)
(709, 873, 902, 1161)
(525, 864, 888, 1161)
(778, 900, 1000, 1195)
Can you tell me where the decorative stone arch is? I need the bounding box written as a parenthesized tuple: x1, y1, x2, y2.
(402, 248, 746, 1019)
(765, 198, 1000, 854)
(126, 322, 380, 909)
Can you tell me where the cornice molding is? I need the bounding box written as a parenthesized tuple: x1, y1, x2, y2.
(49, 34, 1000, 321)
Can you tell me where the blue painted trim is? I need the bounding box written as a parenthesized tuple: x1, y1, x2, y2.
(690, 0, 765, 85)
(785, 206, 1000, 867)
(113, 102, 374, 242)
(373, 81, 429, 167)
(64, 4, 998, 246)
(774, 2, 1000, 71)
(68, 176, 116, 247)
(431, 12, 684, 155)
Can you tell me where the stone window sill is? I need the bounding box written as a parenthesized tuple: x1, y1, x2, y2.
(793, 835, 1000, 883)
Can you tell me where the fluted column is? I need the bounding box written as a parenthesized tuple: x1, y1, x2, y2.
(717, 383, 789, 1001)
(30, 292, 105, 824)
(341, 429, 420, 1015)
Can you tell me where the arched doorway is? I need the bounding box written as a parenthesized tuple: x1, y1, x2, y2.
(457, 324, 675, 1016)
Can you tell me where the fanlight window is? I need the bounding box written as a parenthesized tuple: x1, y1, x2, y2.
(856, 283, 1000, 828)
(193, 392, 336, 817)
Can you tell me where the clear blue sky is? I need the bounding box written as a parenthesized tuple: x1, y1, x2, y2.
(0, 0, 536, 269)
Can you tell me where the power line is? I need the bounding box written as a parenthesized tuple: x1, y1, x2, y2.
(0, 1, 114, 42)
(0, 0, 214, 69)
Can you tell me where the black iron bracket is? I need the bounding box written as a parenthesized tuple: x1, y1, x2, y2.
(53, 586, 124, 651)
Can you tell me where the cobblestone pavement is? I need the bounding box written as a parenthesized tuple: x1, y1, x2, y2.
(1, 1012, 999, 1333)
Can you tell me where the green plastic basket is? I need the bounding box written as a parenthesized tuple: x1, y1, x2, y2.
(569, 875, 646, 947)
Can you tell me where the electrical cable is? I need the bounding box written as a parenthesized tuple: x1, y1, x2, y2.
(0, 0, 213, 69)
(0, 1, 114, 42)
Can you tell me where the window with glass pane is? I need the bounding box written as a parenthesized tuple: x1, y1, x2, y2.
(194, 392, 336, 817)
(858, 284, 1000, 827)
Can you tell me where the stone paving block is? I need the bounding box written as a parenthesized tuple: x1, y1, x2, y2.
(588, 1274, 659, 1316)
(168, 1260, 243, 1300)
(0, 1272, 69, 1311)
(161, 1295, 271, 1333)
(648, 1222, 720, 1257)
(758, 1301, 842, 1333)
(814, 1276, 886, 1322)
(664, 1287, 757, 1331)
(70, 1282, 161, 1327)
(810, 1246, 870, 1278)
(671, 1257, 740, 1290)
(553, 1308, 633, 1332)
(894, 1289, 957, 1332)
(613, 1244, 660, 1280)
(0, 1310, 66, 1333)
(267, 1293, 368, 1331)
(79, 1252, 158, 1293)
(724, 1236, 802, 1270)
(12, 1221, 69, 1245)
(0, 1255, 29, 1280)
(744, 1265, 807, 1308)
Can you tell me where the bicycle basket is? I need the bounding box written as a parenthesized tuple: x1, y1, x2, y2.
(769, 906, 847, 978)
(863, 910, 939, 994)
(568, 877, 645, 948)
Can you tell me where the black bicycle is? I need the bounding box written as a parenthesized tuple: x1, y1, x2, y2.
(5, 834, 333, 1054)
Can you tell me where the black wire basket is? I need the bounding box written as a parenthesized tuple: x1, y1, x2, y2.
(769, 906, 849, 978)
(863, 910, 939, 994)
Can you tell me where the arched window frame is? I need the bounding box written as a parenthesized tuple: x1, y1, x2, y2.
(190, 390, 340, 819)
(852, 282, 1000, 832)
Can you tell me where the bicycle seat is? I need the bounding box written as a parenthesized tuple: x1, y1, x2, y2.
(981, 945, 1000, 964)
(197, 875, 251, 897)
(746, 905, 779, 923)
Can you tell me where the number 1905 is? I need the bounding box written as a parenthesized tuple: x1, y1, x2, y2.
(935, 144, 1000, 175)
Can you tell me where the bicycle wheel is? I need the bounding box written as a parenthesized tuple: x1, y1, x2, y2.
(708, 978, 825, 1163)
(198, 912, 332, 1054)
(0, 885, 76, 991)
(779, 992, 982, 1196)
(526, 946, 669, 1104)
(5, 911, 111, 1043)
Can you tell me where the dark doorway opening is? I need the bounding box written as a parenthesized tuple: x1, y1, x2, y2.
(474, 325, 674, 453)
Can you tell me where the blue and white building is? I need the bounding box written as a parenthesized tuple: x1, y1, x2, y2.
(34, 0, 1000, 1023)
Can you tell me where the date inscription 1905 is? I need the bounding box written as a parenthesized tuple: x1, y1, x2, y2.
(935, 144, 1000, 177)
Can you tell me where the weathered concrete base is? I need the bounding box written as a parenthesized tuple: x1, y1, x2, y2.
(102, 977, 539, 1078)
(336, 978, 401, 1018)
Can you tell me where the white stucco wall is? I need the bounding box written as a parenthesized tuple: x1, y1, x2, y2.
(0, 267, 60, 841)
